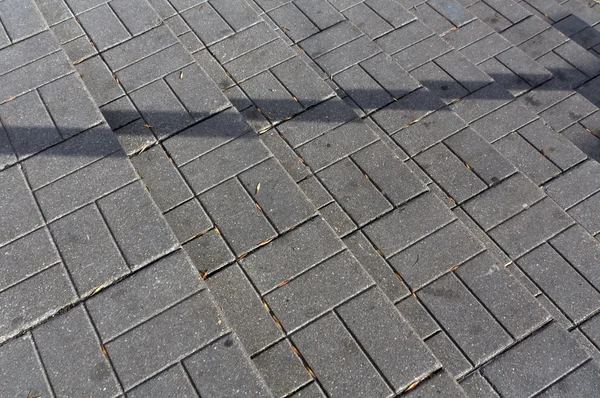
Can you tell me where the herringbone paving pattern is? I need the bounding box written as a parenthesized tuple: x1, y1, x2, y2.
(1, 0, 600, 396)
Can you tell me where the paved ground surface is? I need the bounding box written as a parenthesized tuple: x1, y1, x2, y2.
(2, 0, 600, 396)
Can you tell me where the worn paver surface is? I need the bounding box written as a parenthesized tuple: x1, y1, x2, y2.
(2, 0, 600, 396)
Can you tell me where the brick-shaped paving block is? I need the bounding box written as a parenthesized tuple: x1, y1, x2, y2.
(241, 216, 344, 293)
(97, 181, 178, 269)
(389, 220, 484, 290)
(181, 3, 234, 46)
(320, 200, 357, 236)
(200, 177, 276, 256)
(460, 371, 500, 398)
(261, 129, 311, 182)
(127, 364, 198, 398)
(337, 288, 440, 392)
(106, 290, 228, 389)
(110, 0, 161, 36)
(0, 0, 46, 43)
(223, 39, 296, 82)
(426, 330, 472, 379)
(253, 339, 312, 397)
(0, 166, 43, 246)
(101, 96, 141, 131)
(291, 312, 393, 397)
(538, 361, 600, 397)
(164, 199, 212, 243)
(404, 369, 467, 397)
(418, 273, 513, 365)
(265, 250, 373, 331)
(393, 35, 452, 71)
(299, 21, 362, 58)
(49, 203, 128, 295)
(360, 53, 421, 99)
(550, 225, 600, 291)
(450, 83, 514, 123)
(540, 94, 597, 132)
(457, 251, 550, 339)
(206, 264, 283, 355)
(568, 192, 600, 235)
(0, 264, 77, 341)
(209, 22, 276, 64)
(334, 64, 393, 114)
(184, 229, 235, 274)
(298, 175, 333, 208)
(0, 335, 52, 397)
(363, 192, 456, 257)
(482, 323, 588, 397)
(269, 3, 319, 43)
(479, 57, 531, 97)
(396, 295, 440, 339)
(77, 4, 131, 51)
(76, 56, 125, 106)
(412, 61, 469, 104)
(183, 333, 271, 397)
(33, 305, 120, 397)
(86, 250, 204, 342)
(488, 198, 574, 258)
(545, 160, 600, 209)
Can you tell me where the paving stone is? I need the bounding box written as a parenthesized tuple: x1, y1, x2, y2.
(277, 97, 357, 148)
(241, 216, 343, 293)
(319, 158, 392, 225)
(415, 144, 487, 203)
(106, 291, 228, 388)
(76, 55, 124, 106)
(165, 14, 190, 36)
(101, 96, 140, 130)
(179, 30, 205, 52)
(518, 119, 586, 170)
(163, 108, 252, 166)
(77, 4, 130, 51)
(396, 294, 440, 339)
(97, 180, 178, 269)
(49, 203, 128, 295)
(538, 50, 588, 89)
(364, 192, 456, 257)
(0, 263, 76, 341)
(544, 160, 600, 209)
(200, 177, 276, 256)
(519, 27, 568, 59)
(111, 0, 161, 35)
(493, 132, 561, 185)
(0, 0, 46, 42)
(0, 166, 43, 246)
(334, 65, 393, 113)
(460, 371, 500, 398)
(445, 128, 516, 184)
(35, 0, 73, 25)
(62, 33, 98, 62)
(184, 333, 272, 397)
(132, 145, 192, 212)
(419, 273, 513, 365)
(489, 198, 574, 258)
(168, 0, 204, 12)
(164, 199, 212, 243)
(295, 121, 378, 171)
(184, 228, 235, 275)
(518, 243, 600, 323)
(224, 85, 253, 111)
(537, 292, 574, 329)
(581, 313, 600, 349)
(253, 339, 311, 397)
(412, 61, 469, 104)
(51, 18, 84, 44)
(502, 15, 548, 45)
(224, 39, 296, 82)
(436, 50, 494, 93)
(458, 251, 550, 338)
(253, 0, 289, 12)
(210, 23, 276, 64)
(33, 305, 120, 397)
(0, 335, 52, 397)
(393, 35, 452, 71)
(181, 2, 234, 46)
(0, 227, 58, 292)
(444, 20, 492, 50)
(243, 105, 273, 133)
(241, 71, 304, 122)
(343, 2, 393, 39)
(39, 73, 103, 139)
(270, 3, 319, 43)
(315, 35, 382, 75)
(298, 176, 332, 209)
(319, 200, 357, 236)
(0, 90, 61, 160)
(482, 323, 588, 397)
(495, 47, 553, 88)
(569, 192, 600, 235)
(551, 225, 600, 291)
(521, 78, 573, 114)
(127, 364, 199, 398)
(389, 220, 484, 289)
(273, 57, 335, 109)
(194, 48, 236, 89)
(261, 130, 311, 182)
(479, 57, 531, 96)
(572, 25, 600, 49)
(540, 94, 597, 132)
(538, 361, 600, 397)
(460, 32, 513, 65)
(211, 0, 260, 31)
(299, 21, 362, 58)
(413, 2, 455, 35)
(291, 312, 392, 397)
(375, 20, 433, 55)
(365, 0, 415, 28)
(404, 369, 467, 397)
(555, 40, 600, 78)
(207, 264, 283, 354)
(239, 158, 316, 232)
(181, 132, 270, 193)
(360, 53, 421, 100)
(112, 118, 157, 156)
(293, 0, 343, 29)
(561, 123, 600, 163)
(450, 83, 514, 124)
(425, 331, 472, 379)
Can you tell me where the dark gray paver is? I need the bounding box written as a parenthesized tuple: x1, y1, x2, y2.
(184, 229, 235, 274)
(85, 250, 203, 342)
(545, 160, 600, 209)
(460, 371, 500, 398)
(396, 295, 440, 339)
(127, 364, 199, 398)
(33, 305, 120, 398)
(319, 200, 357, 236)
(404, 370, 467, 397)
(568, 192, 600, 235)
(482, 323, 589, 398)
(419, 273, 513, 365)
(0, 335, 52, 398)
(49, 203, 128, 295)
(265, 250, 372, 331)
(261, 130, 311, 182)
(97, 181, 179, 269)
(239, 158, 316, 233)
(106, 291, 228, 389)
(389, 220, 484, 290)
(337, 288, 440, 392)
(458, 251, 550, 338)
(183, 333, 272, 397)
(78, 4, 130, 51)
(291, 312, 392, 397)
(200, 177, 276, 256)
(426, 331, 472, 379)
(164, 199, 212, 243)
(206, 264, 283, 355)
(223, 39, 296, 82)
(181, 3, 234, 46)
(252, 339, 312, 397)
(550, 225, 600, 291)
(538, 361, 600, 397)
(363, 192, 456, 257)
(298, 176, 333, 208)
